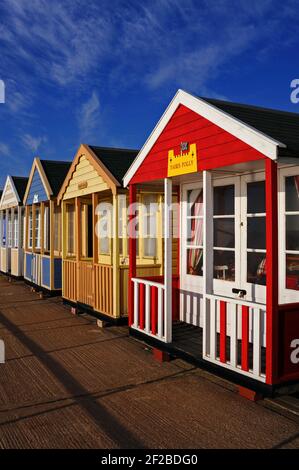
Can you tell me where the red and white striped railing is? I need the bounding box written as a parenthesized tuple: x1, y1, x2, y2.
(131, 278, 171, 342)
(203, 294, 266, 382)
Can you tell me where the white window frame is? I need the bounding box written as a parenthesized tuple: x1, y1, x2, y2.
(279, 165, 299, 304)
(28, 209, 33, 250)
(13, 211, 18, 248)
(35, 207, 41, 250)
(7, 212, 12, 248)
(181, 181, 204, 291)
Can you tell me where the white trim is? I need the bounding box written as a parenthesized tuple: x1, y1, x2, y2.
(278, 165, 299, 304)
(164, 177, 172, 343)
(123, 89, 285, 186)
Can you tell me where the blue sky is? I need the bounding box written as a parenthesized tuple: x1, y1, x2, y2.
(0, 0, 299, 187)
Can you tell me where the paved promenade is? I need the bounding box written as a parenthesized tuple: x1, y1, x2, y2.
(0, 275, 298, 449)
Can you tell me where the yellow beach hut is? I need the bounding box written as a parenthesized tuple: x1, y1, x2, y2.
(57, 144, 165, 323)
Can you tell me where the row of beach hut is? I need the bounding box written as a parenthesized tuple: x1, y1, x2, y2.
(0, 89, 299, 396)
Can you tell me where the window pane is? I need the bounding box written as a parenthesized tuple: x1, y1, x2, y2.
(247, 217, 266, 249)
(247, 252, 266, 285)
(214, 218, 235, 248)
(286, 254, 299, 290)
(286, 215, 299, 251)
(214, 185, 234, 215)
(144, 238, 156, 257)
(187, 189, 203, 217)
(187, 248, 203, 276)
(286, 175, 299, 212)
(247, 181, 265, 214)
(187, 217, 203, 245)
(213, 250, 235, 281)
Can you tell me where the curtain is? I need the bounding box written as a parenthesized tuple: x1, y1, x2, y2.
(187, 189, 203, 274)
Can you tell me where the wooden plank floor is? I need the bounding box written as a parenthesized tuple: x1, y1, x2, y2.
(172, 322, 266, 374)
(0, 275, 298, 449)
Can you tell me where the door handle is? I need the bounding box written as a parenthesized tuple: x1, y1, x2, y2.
(232, 288, 247, 298)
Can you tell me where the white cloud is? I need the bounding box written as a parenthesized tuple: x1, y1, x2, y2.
(22, 134, 47, 152)
(0, 143, 10, 156)
(78, 91, 101, 141)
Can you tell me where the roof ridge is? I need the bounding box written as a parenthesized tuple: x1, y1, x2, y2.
(89, 145, 139, 152)
(199, 96, 299, 118)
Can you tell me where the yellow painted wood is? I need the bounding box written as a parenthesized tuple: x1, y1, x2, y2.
(63, 156, 109, 200)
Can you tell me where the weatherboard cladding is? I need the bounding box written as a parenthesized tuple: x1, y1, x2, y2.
(26, 160, 71, 205)
(26, 168, 48, 205)
(130, 104, 266, 184)
(89, 146, 139, 184)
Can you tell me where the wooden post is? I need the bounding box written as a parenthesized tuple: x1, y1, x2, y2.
(203, 170, 213, 357)
(265, 159, 279, 385)
(92, 193, 98, 265)
(112, 193, 120, 317)
(128, 185, 137, 326)
(164, 177, 172, 343)
(17, 206, 22, 276)
(75, 197, 81, 299)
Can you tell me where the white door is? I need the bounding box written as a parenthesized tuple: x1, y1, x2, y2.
(213, 173, 266, 304)
(180, 182, 204, 326)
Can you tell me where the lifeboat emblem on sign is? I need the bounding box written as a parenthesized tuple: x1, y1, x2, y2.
(167, 143, 197, 177)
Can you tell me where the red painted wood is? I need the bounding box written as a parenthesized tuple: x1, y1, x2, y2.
(238, 386, 263, 402)
(265, 159, 279, 385)
(151, 286, 158, 335)
(153, 348, 171, 362)
(139, 282, 145, 330)
(130, 104, 265, 184)
(220, 301, 227, 363)
(128, 184, 137, 327)
(241, 306, 250, 372)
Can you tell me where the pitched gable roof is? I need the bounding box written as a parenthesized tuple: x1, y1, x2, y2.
(57, 144, 139, 202)
(40, 160, 72, 197)
(123, 89, 297, 186)
(89, 146, 139, 184)
(11, 176, 28, 201)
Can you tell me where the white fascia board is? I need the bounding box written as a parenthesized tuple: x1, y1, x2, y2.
(123, 89, 286, 187)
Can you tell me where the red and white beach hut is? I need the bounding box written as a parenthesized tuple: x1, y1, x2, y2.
(123, 89, 299, 395)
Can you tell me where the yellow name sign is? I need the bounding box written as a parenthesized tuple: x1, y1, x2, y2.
(167, 143, 197, 177)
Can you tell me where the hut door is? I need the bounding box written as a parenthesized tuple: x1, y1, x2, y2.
(180, 182, 204, 326)
(213, 173, 266, 305)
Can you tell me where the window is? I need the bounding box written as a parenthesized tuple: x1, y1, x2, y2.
(28, 209, 33, 249)
(285, 174, 299, 291)
(44, 206, 50, 253)
(186, 188, 203, 276)
(141, 194, 157, 258)
(66, 204, 75, 257)
(7, 212, 12, 248)
(98, 201, 111, 256)
(13, 211, 18, 248)
(35, 207, 41, 250)
(118, 195, 128, 257)
(246, 181, 266, 286)
(213, 184, 235, 281)
(54, 206, 61, 253)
